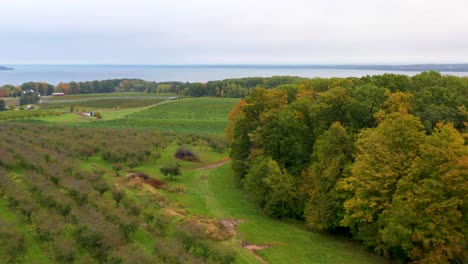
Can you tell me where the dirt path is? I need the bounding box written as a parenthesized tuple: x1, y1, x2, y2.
(190, 160, 277, 264)
(190, 158, 231, 170)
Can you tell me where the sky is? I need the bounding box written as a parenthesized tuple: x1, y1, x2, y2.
(0, 0, 467, 64)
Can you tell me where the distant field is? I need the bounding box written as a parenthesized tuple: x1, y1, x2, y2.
(44, 92, 177, 101)
(67, 97, 239, 134)
(128, 98, 239, 120)
(0, 109, 62, 120)
(30, 96, 240, 134)
(95, 97, 239, 134)
(82, 118, 230, 135)
(39, 97, 164, 109)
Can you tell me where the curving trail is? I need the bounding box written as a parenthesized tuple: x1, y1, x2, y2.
(191, 158, 231, 170)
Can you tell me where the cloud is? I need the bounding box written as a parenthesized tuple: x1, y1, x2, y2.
(0, 0, 467, 63)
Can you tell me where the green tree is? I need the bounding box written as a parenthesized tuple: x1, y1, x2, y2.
(340, 113, 425, 249)
(379, 123, 468, 263)
(69, 81, 80, 94)
(243, 157, 300, 218)
(112, 163, 122, 176)
(160, 162, 181, 180)
(347, 84, 388, 129)
(19, 92, 39, 105)
(229, 88, 288, 178)
(303, 122, 353, 231)
(111, 188, 125, 207)
(254, 106, 312, 175)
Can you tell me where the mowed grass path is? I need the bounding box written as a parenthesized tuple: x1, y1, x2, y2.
(177, 163, 388, 264)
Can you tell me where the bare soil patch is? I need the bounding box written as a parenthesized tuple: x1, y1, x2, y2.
(219, 219, 245, 236)
(241, 240, 285, 264)
(128, 172, 165, 189)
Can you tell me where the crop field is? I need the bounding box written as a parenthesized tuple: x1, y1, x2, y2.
(128, 98, 239, 120)
(0, 109, 62, 120)
(39, 97, 164, 109)
(33, 97, 240, 134)
(83, 118, 230, 135)
(44, 92, 176, 101)
(3, 95, 239, 134)
(99, 97, 240, 134)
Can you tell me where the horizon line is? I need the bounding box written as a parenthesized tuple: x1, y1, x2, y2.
(3, 63, 468, 66)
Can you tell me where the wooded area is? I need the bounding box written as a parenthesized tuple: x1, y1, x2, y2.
(227, 71, 467, 263)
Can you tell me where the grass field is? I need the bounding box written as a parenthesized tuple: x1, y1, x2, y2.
(44, 92, 177, 101)
(168, 163, 387, 264)
(128, 98, 239, 120)
(34, 97, 239, 134)
(2, 94, 239, 134)
(39, 97, 164, 109)
(105, 97, 239, 134)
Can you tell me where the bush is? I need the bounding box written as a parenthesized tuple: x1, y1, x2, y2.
(174, 148, 199, 162)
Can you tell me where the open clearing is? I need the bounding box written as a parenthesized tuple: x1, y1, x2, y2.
(169, 162, 387, 264)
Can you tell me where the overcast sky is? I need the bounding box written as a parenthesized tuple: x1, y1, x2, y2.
(1, 0, 467, 64)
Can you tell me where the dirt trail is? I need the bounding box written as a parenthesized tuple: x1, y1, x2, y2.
(241, 241, 272, 264)
(189, 157, 282, 263)
(191, 158, 231, 170)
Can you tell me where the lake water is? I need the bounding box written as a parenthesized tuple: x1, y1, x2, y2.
(1, 65, 468, 85)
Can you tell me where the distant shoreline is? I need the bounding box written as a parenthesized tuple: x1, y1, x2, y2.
(2, 64, 468, 85)
(3, 64, 468, 72)
(0, 66, 13, 70)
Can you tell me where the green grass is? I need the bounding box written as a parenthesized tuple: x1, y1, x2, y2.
(128, 98, 239, 120)
(54, 97, 239, 134)
(44, 92, 176, 101)
(37, 106, 155, 124)
(175, 163, 387, 264)
(95, 97, 240, 134)
(39, 98, 164, 109)
(83, 118, 230, 134)
(11, 97, 239, 135)
(0, 109, 62, 120)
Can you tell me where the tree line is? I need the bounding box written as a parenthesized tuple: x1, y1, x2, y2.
(0, 76, 304, 98)
(227, 71, 467, 263)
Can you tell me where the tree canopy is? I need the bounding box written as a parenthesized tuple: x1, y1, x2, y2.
(227, 71, 468, 263)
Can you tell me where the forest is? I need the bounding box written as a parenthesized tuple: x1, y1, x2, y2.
(227, 71, 467, 263)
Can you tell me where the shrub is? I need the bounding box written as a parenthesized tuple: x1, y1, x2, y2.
(174, 148, 200, 162)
